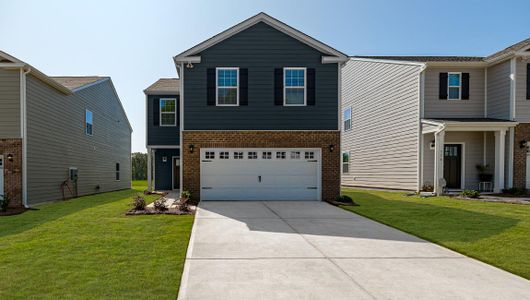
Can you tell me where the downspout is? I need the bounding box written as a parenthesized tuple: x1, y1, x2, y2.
(20, 66, 31, 208)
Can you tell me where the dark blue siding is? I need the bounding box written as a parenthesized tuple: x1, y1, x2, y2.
(147, 95, 180, 146)
(154, 149, 180, 190)
(183, 22, 338, 130)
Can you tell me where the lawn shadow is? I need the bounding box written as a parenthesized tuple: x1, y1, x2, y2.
(0, 188, 139, 239)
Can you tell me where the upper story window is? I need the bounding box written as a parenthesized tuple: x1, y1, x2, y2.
(343, 108, 352, 131)
(448, 73, 461, 100)
(216, 68, 239, 106)
(160, 98, 177, 126)
(85, 109, 93, 136)
(284, 68, 306, 106)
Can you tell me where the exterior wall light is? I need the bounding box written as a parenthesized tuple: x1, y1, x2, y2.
(189, 144, 195, 153)
(329, 144, 334, 152)
(520, 140, 529, 149)
(7, 154, 13, 161)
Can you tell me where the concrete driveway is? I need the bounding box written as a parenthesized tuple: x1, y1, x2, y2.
(178, 201, 530, 300)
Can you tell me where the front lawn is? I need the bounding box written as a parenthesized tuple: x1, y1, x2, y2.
(0, 181, 193, 299)
(341, 188, 530, 279)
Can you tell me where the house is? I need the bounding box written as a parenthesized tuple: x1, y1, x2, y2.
(145, 13, 348, 201)
(341, 38, 530, 194)
(0, 50, 132, 207)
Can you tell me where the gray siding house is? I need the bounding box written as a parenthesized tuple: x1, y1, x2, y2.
(146, 13, 347, 201)
(342, 38, 530, 194)
(0, 51, 132, 207)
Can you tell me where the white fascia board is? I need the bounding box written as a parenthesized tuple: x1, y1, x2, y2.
(322, 56, 349, 64)
(0, 63, 25, 68)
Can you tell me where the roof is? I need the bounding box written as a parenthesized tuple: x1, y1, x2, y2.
(144, 78, 180, 94)
(173, 12, 348, 66)
(486, 37, 530, 62)
(354, 56, 485, 62)
(51, 76, 109, 91)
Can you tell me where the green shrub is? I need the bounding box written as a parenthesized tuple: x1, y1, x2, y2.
(0, 194, 9, 212)
(461, 190, 480, 199)
(131, 194, 146, 210)
(153, 200, 168, 211)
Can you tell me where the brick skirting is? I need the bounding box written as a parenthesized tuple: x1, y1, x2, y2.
(513, 124, 530, 189)
(0, 139, 22, 207)
(182, 131, 341, 202)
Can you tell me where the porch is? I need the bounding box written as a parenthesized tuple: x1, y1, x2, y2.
(421, 118, 518, 195)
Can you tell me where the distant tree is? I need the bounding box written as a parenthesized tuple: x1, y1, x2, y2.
(132, 152, 147, 180)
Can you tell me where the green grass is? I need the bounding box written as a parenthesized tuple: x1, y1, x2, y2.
(341, 188, 530, 279)
(0, 181, 194, 299)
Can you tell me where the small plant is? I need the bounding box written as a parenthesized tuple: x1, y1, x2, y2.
(179, 191, 192, 211)
(335, 195, 353, 203)
(131, 194, 146, 210)
(0, 194, 9, 212)
(421, 183, 434, 192)
(476, 164, 493, 182)
(153, 199, 168, 211)
(502, 187, 528, 196)
(461, 189, 480, 199)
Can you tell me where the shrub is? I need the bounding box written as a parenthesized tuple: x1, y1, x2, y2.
(131, 194, 146, 210)
(153, 200, 168, 211)
(335, 195, 353, 203)
(502, 188, 528, 196)
(421, 183, 434, 192)
(461, 189, 480, 199)
(0, 194, 9, 212)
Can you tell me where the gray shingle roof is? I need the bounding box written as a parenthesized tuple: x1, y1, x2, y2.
(51, 76, 108, 90)
(486, 37, 530, 61)
(354, 56, 485, 62)
(144, 78, 180, 94)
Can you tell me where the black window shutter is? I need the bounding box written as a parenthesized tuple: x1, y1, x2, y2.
(439, 73, 448, 100)
(274, 68, 283, 105)
(526, 63, 530, 100)
(461, 73, 470, 100)
(239, 68, 248, 105)
(207, 68, 216, 106)
(153, 98, 160, 126)
(307, 68, 316, 106)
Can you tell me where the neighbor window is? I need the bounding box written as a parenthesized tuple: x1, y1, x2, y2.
(284, 68, 306, 105)
(160, 98, 177, 126)
(342, 152, 350, 173)
(448, 73, 461, 100)
(343, 108, 352, 131)
(216, 68, 239, 105)
(115, 163, 120, 181)
(85, 109, 93, 135)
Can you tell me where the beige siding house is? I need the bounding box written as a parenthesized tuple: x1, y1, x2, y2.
(0, 50, 132, 207)
(342, 38, 530, 194)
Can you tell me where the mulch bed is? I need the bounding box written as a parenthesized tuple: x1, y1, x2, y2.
(0, 207, 27, 216)
(327, 200, 359, 206)
(126, 206, 196, 216)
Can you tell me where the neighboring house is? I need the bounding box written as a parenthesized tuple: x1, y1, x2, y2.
(146, 13, 347, 201)
(0, 50, 132, 207)
(341, 38, 530, 194)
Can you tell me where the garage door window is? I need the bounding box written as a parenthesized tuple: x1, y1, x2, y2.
(305, 151, 315, 159)
(205, 152, 215, 159)
(234, 152, 244, 159)
(262, 151, 272, 159)
(220, 152, 229, 159)
(248, 152, 258, 159)
(276, 151, 286, 159)
(291, 151, 301, 159)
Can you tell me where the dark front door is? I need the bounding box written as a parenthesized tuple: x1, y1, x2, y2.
(173, 157, 180, 190)
(444, 144, 462, 189)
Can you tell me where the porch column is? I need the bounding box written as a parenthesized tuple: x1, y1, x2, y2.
(494, 129, 506, 193)
(147, 148, 152, 192)
(434, 130, 445, 195)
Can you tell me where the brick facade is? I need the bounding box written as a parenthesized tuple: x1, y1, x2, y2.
(0, 139, 23, 207)
(182, 131, 340, 202)
(513, 124, 530, 189)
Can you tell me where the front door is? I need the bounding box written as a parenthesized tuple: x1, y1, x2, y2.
(172, 157, 180, 190)
(444, 144, 462, 189)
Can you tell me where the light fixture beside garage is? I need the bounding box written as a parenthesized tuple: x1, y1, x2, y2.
(189, 144, 195, 153)
(7, 154, 13, 161)
(328, 144, 334, 152)
(520, 140, 529, 149)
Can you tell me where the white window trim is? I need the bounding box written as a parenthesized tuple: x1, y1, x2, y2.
(85, 109, 93, 136)
(447, 72, 462, 101)
(283, 67, 307, 106)
(216, 67, 239, 106)
(342, 151, 350, 174)
(343, 107, 352, 131)
(159, 98, 177, 127)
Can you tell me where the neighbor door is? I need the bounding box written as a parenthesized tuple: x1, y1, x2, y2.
(444, 144, 462, 189)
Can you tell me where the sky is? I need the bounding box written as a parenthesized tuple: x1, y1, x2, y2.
(1, 0, 529, 153)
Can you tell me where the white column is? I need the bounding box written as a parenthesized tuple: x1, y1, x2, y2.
(507, 127, 514, 188)
(147, 148, 152, 192)
(434, 130, 445, 195)
(494, 130, 506, 193)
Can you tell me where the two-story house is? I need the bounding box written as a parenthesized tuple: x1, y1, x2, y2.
(341, 38, 530, 194)
(0, 50, 132, 207)
(146, 13, 347, 201)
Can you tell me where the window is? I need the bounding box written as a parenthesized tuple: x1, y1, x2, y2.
(160, 98, 177, 126)
(342, 152, 350, 173)
(115, 163, 120, 181)
(284, 68, 306, 105)
(343, 108, 352, 131)
(448, 73, 461, 100)
(305, 151, 314, 159)
(234, 152, 244, 159)
(276, 151, 286, 159)
(205, 152, 215, 159)
(85, 109, 93, 135)
(290, 151, 301, 159)
(216, 68, 239, 106)
(248, 152, 257, 159)
(262, 151, 272, 159)
(220, 152, 229, 159)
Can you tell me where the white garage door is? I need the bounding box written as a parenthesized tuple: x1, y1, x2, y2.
(200, 148, 320, 201)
